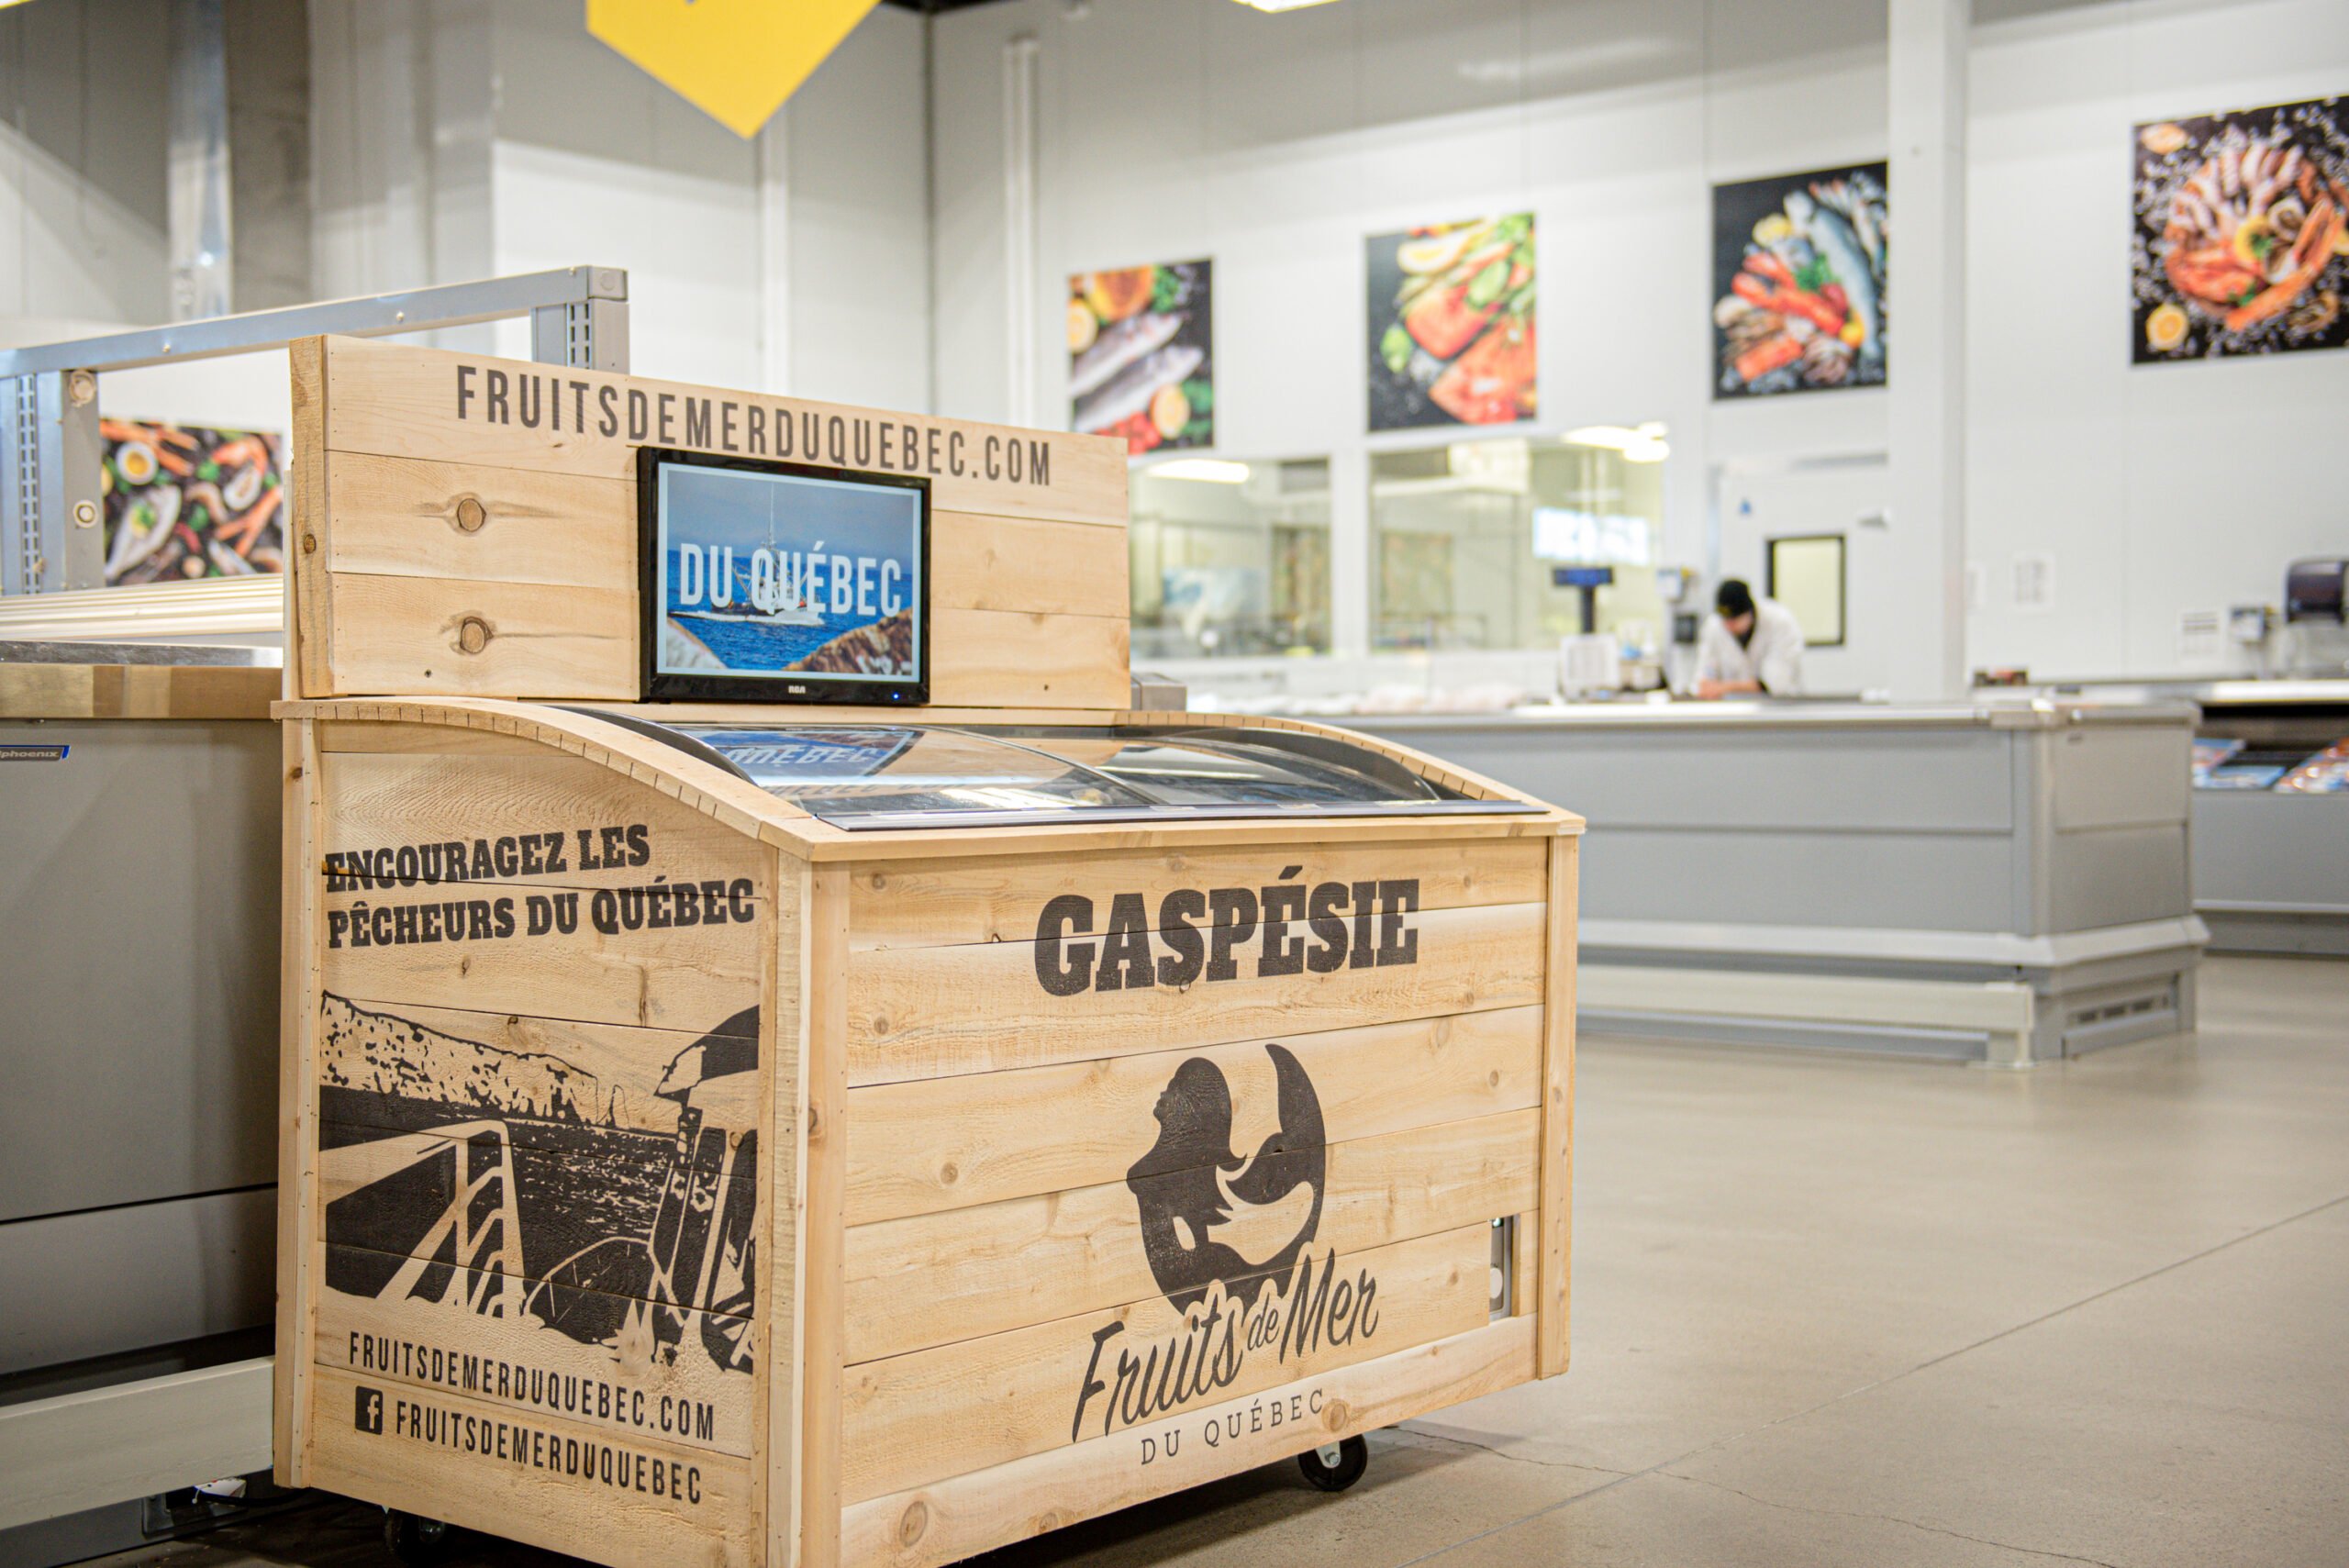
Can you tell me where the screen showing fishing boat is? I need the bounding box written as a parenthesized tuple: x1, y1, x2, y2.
(640, 449, 930, 705)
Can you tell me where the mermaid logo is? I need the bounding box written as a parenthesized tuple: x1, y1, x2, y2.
(1126, 1043, 1327, 1312)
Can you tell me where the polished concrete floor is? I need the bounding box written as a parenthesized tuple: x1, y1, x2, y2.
(107, 955, 2349, 1568)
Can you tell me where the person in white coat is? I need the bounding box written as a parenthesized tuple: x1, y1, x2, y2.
(1693, 578, 1804, 698)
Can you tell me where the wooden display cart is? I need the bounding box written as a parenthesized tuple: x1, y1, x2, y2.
(273, 335, 1581, 1568)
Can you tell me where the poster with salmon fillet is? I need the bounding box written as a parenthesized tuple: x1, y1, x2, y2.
(1069, 261, 1214, 455)
(1711, 164, 1887, 398)
(2132, 96, 2349, 363)
(1366, 214, 1537, 432)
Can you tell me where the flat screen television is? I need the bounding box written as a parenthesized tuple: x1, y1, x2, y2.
(639, 448, 930, 706)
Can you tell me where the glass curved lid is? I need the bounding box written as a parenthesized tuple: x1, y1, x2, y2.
(622, 720, 1534, 830)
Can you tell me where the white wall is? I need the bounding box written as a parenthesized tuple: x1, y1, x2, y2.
(1968, 0, 2349, 678)
(484, 0, 930, 403)
(0, 0, 172, 329)
(932, 0, 2349, 688)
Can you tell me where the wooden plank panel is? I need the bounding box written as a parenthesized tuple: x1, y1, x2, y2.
(842, 1108, 1538, 1363)
(314, 1247, 753, 1456)
(290, 336, 334, 698)
(759, 850, 806, 1568)
(846, 900, 1545, 1085)
(0, 662, 277, 720)
(1539, 836, 1577, 1378)
(925, 607, 1129, 711)
(320, 751, 752, 894)
(320, 888, 762, 1036)
(842, 1224, 1488, 1503)
(1511, 1207, 1537, 1318)
(841, 1318, 1537, 1568)
(929, 511, 1127, 617)
(274, 721, 323, 1486)
(317, 334, 1128, 527)
(845, 1005, 1542, 1225)
(317, 720, 561, 757)
(849, 839, 1547, 951)
(800, 865, 852, 1568)
(324, 572, 638, 699)
(306, 1364, 754, 1568)
(317, 458, 1124, 621)
(324, 451, 635, 587)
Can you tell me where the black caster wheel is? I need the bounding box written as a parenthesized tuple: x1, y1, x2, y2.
(384, 1509, 455, 1566)
(1297, 1435, 1369, 1493)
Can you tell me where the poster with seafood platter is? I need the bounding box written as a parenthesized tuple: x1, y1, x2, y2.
(2132, 97, 2349, 362)
(1069, 260, 1214, 456)
(1712, 164, 1887, 398)
(1366, 214, 1537, 431)
(102, 419, 286, 584)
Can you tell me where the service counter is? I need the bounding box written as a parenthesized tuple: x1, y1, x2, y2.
(2048, 679, 2349, 957)
(1354, 699, 2204, 1066)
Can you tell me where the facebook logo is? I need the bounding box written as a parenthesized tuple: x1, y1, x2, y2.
(356, 1385, 385, 1436)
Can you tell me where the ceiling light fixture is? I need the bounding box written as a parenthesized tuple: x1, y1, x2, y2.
(1232, 0, 1345, 13)
(1147, 458, 1252, 484)
(1566, 422, 1670, 455)
(1564, 426, 1642, 450)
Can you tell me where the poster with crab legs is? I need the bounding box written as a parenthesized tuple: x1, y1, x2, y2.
(2132, 96, 2349, 363)
(101, 420, 286, 584)
(1711, 163, 1888, 398)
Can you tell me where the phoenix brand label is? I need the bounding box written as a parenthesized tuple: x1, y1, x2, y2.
(1032, 871, 1421, 996)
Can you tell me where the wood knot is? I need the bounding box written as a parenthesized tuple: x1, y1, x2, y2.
(1320, 1398, 1351, 1431)
(453, 495, 487, 533)
(300, 532, 317, 555)
(455, 616, 492, 655)
(939, 1162, 959, 1185)
(896, 1501, 928, 1547)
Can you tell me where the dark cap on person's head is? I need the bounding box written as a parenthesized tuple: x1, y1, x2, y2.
(1716, 578, 1755, 618)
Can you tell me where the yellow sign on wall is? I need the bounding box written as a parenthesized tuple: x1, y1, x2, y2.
(586, 0, 885, 139)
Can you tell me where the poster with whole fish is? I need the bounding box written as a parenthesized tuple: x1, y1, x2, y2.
(101, 419, 286, 584)
(1068, 261, 1214, 455)
(1711, 164, 1887, 398)
(2132, 96, 2349, 363)
(1366, 214, 1537, 431)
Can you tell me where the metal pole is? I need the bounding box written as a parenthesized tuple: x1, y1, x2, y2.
(167, 0, 234, 323)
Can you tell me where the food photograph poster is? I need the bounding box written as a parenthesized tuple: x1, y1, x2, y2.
(2132, 95, 2349, 362)
(1069, 259, 1214, 456)
(1711, 163, 1888, 398)
(102, 419, 287, 584)
(1365, 213, 1537, 432)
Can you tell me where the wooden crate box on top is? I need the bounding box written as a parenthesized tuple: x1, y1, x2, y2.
(273, 337, 1581, 1568)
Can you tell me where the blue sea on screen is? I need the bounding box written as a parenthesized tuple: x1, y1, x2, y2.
(665, 546, 914, 674)
(685, 614, 844, 671)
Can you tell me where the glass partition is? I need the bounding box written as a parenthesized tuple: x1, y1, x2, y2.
(1129, 458, 1330, 660)
(640, 720, 1530, 830)
(1369, 433, 1667, 652)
